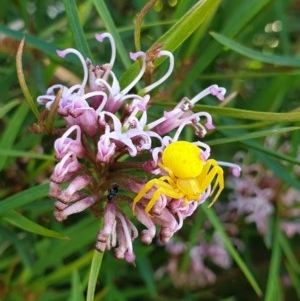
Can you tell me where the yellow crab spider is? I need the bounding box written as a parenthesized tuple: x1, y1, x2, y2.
(132, 140, 224, 215)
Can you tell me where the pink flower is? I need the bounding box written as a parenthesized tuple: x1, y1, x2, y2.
(54, 125, 85, 159)
(147, 84, 226, 137)
(96, 202, 138, 263)
(50, 153, 81, 184)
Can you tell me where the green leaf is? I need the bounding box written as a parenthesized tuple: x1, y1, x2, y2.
(136, 255, 157, 296)
(195, 105, 300, 122)
(63, 0, 93, 60)
(86, 249, 104, 301)
(33, 251, 93, 287)
(32, 217, 99, 276)
(119, 0, 222, 89)
(254, 150, 300, 189)
(207, 126, 300, 146)
(279, 232, 300, 274)
(202, 206, 262, 297)
(0, 100, 20, 119)
(211, 32, 300, 67)
(156, 0, 222, 53)
(242, 140, 300, 165)
(70, 270, 85, 301)
(92, 0, 131, 68)
(1, 210, 68, 239)
(264, 217, 282, 301)
(177, 0, 274, 93)
(0, 102, 29, 171)
(285, 262, 300, 300)
(0, 148, 54, 161)
(0, 183, 49, 214)
(0, 24, 58, 57)
(156, 102, 300, 123)
(16, 38, 40, 120)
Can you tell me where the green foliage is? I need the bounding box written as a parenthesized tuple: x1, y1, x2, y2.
(1, 0, 300, 300)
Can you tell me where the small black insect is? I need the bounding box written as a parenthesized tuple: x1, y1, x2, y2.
(107, 183, 119, 202)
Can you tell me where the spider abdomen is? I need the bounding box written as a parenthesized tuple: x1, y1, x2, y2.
(162, 141, 203, 178)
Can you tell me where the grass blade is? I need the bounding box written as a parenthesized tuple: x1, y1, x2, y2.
(211, 32, 300, 67)
(264, 217, 282, 301)
(0, 102, 29, 171)
(92, 0, 131, 68)
(86, 250, 104, 301)
(63, 0, 93, 59)
(0, 183, 49, 214)
(208, 126, 300, 146)
(2, 210, 68, 239)
(202, 206, 262, 297)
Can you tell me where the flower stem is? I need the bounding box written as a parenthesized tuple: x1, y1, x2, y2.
(16, 38, 40, 120)
(134, 0, 158, 51)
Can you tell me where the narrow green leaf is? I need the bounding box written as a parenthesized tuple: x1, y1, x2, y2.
(211, 32, 300, 67)
(202, 206, 262, 297)
(177, 0, 274, 92)
(155, 102, 300, 123)
(2, 210, 68, 239)
(0, 100, 20, 119)
(242, 140, 300, 165)
(0, 24, 58, 59)
(92, 0, 131, 68)
(219, 0, 272, 38)
(207, 126, 300, 146)
(156, 0, 221, 52)
(254, 150, 300, 189)
(119, 0, 222, 88)
(86, 250, 104, 301)
(63, 0, 93, 60)
(16, 38, 40, 120)
(136, 255, 157, 296)
(0, 148, 54, 161)
(70, 270, 85, 301)
(0, 183, 49, 214)
(279, 232, 300, 274)
(32, 251, 93, 286)
(196, 105, 300, 122)
(285, 262, 300, 299)
(0, 102, 29, 171)
(264, 217, 282, 301)
(32, 217, 98, 276)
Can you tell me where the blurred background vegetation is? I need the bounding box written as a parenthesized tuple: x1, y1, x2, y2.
(1, 0, 300, 300)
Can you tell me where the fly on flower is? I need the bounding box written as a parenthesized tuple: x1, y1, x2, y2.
(107, 183, 119, 201)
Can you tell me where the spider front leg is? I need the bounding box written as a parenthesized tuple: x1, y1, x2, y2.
(132, 179, 157, 214)
(198, 159, 224, 207)
(144, 180, 184, 214)
(132, 177, 182, 215)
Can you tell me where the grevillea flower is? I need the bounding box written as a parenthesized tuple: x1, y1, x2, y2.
(156, 233, 232, 288)
(227, 151, 300, 237)
(35, 32, 241, 263)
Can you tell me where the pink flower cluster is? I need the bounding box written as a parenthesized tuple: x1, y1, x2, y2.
(37, 33, 240, 262)
(156, 233, 232, 288)
(227, 152, 300, 237)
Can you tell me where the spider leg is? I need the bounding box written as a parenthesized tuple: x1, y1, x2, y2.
(144, 181, 184, 214)
(132, 175, 178, 212)
(198, 159, 224, 207)
(132, 179, 158, 213)
(157, 163, 177, 182)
